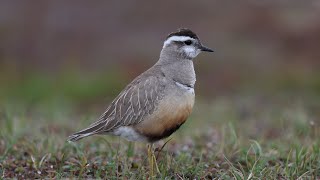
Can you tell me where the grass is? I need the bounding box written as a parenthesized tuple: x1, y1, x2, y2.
(0, 93, 319, 179)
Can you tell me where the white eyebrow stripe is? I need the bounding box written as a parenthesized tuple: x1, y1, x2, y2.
(163, 36, 195, 47)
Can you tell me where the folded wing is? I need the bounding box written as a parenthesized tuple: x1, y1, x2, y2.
(68, 74, 166, 142)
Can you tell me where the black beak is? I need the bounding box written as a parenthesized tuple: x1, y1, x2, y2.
(199, 45, 214, 52)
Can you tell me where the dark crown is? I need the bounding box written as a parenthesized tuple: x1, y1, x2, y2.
(166, 28, 199, 40)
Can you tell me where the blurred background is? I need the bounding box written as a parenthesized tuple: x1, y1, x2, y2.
(0, 1, 319, 133)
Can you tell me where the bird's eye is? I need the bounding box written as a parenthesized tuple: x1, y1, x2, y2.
(184, 40, 192, 45)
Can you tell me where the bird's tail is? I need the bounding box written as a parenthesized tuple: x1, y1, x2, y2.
(67, 121, 106, 142)
(67, 133, 93, 142)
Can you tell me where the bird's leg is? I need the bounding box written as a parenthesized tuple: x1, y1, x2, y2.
(152, 148, 160, 174)
(147, 144, 154, 177)
(147, 144, 160, 178)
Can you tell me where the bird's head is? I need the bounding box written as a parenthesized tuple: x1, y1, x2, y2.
(162, 28, 214, 60)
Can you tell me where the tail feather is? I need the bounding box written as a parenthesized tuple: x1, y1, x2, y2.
(67, 121, 106, 142)
(67, 133, 94, 142)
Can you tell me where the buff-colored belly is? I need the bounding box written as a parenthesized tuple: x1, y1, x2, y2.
(134, 90, 195, 141)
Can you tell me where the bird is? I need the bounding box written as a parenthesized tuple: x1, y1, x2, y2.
(68, 28, 213, 176)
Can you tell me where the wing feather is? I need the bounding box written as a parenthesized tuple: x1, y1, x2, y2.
(68, 74, 166, 142)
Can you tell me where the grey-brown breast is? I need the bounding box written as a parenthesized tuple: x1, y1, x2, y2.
(134, 80, 195, 142)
